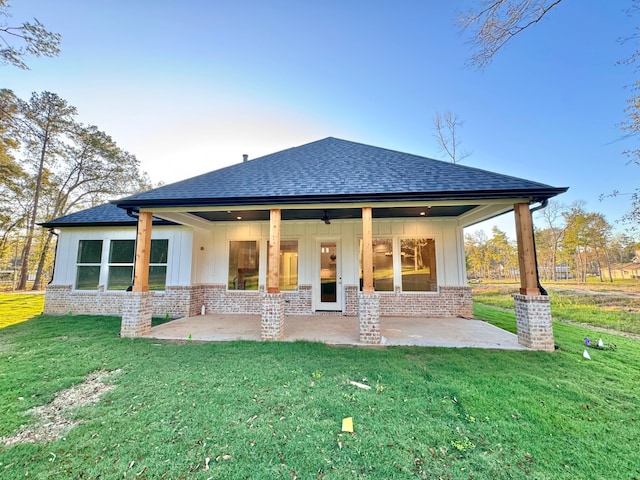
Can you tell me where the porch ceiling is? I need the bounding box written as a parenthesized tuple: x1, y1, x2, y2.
(189, 205, 478, 222)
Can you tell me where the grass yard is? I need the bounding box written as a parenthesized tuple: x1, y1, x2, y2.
(0, 308, 639, 479)
(473, 282, 640, 335)
(0, 293, 44, 328)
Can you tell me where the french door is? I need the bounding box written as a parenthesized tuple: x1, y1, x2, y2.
(317, 240, 341, 311)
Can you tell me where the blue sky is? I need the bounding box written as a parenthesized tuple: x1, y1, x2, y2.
(4, 1, 638, 238)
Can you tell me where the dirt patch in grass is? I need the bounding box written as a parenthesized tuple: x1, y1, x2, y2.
(1, 369, 121, 446)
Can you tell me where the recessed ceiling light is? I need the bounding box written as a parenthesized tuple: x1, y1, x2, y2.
(236, 216, 242, 220)
(419, 211, 426, 216)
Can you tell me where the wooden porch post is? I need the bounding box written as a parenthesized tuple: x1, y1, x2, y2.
(262, 208, 284, 340)
(267, 208, 281, 293)
(514, 203, 540, 295)
(121, 211, 154, 338)
(359, 206, 380, 343)
(362, 206, 374, 294)
(132, 211, 152, 292)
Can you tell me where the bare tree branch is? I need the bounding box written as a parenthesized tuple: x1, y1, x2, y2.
(433, 111, 472, 164)
(458, 0, 563, 69)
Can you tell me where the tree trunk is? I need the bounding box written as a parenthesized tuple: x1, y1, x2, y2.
(551, 240, 558, 281)
(604, 248, 614, 283)
(595, 249, 604, 282)
(32, 230, 54, 291)
(17, 130, 49, 290)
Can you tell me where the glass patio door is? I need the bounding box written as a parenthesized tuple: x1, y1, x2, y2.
(318, 241, 341, 311)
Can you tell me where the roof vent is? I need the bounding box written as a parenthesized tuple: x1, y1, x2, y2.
(243, 154, 248, 162)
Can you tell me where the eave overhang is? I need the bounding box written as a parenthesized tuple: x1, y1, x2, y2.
(114, 187, 568, 211)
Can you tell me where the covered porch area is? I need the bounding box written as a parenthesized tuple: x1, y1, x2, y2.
(142, 313, 526, 350)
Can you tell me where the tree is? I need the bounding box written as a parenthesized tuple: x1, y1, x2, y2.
(0, 90, 26, 238)
(608, 233, 639, 263)
(562, 203, 614, 282)
(465, 229, 491, 279)
(432, 111, 471, 164)
(618, 1, 640, 229)
(30, 123, 152, 289)
(487, 226, 518, 279)
(465, 227, 517, 280)
(459, 1, 639, 231)
(2, 90, 151, 289)
(458, 0, 564, 70)
(0, 0, 61, 69)
(0, 89, 28, 285)
(534, 200, 567, 280)
(15, 91, 76, 290)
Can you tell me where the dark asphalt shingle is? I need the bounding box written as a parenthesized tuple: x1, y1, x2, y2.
(115, 137, 566, 207)
(39, 203, 176, 228)
(42, 138, 567, 226)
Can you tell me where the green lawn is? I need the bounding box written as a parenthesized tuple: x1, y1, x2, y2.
(473, 286, 640, 335)
(0, 293, 44, 328)
(0, 309, 639, 478)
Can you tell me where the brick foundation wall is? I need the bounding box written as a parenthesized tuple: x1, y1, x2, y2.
(154, 286, 194, 318)
(45, 283, 315, 318)
(358, 293, 380, 344)
(45, 285, 196, 318)
(513, 294, 555, 351)
(345, 285, 472, 317)
(204, 284, 263, 314)
(345, 285, 359, 316)
(283, 285, 312, 315)
(44, 285, 130, 316)
(261, 293, 285, 340)
(189, 285, 206, 317)
(45, 283, 472, 320)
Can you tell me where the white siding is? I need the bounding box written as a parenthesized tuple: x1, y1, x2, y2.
(52, 217, 467, 291)
(196, 218, 466, 288)
(51, 226, 193, 289)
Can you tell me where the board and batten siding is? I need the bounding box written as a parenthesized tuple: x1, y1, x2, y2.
(192, 217, 466, 289)
(51, 218, 466, 290)
(50, 226, 193, 288)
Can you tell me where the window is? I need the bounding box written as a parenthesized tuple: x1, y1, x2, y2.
(107, 239, 168, 291)
(359, 238, 394, 291)
(401, 238, 437, 292)
(149, 239, 168, 290)
(76, 240, 102, 290)
(267, 240, 299, 290)
(228, 240, 259, 290)
(108, 240, 135, 290)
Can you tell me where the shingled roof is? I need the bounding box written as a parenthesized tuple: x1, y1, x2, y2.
(39, 203, 176, 228)
(115, 137, 566, 209)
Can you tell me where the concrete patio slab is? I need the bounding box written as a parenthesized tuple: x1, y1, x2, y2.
(144, 314, 526, 350)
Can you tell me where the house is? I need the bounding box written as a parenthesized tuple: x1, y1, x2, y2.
(40, 137, 567, 350)
(608, 255, 640, 279)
